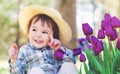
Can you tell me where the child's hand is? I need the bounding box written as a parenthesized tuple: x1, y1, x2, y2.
(48, 35, 62, 50)
(8, 43, 19, 63)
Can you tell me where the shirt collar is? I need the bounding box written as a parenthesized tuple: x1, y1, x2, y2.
(27, 42, 51, 50)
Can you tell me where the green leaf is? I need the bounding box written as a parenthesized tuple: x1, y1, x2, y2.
(78, 65, 82, 74)
(113, 49, 120, 73)
(105, 63, 110, 74)
(117, 72, 120, 74)
(85, 48, 104, 74)
(83, 62, 89, 74)
(103, 42, 111, 73)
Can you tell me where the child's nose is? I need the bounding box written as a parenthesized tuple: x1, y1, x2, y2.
(36, 32, 42, 38)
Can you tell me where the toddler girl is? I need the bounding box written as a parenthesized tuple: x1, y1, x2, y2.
(8, 5, 78, 74)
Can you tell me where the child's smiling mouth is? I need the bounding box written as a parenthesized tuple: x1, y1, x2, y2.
(35, 40, 43, 44)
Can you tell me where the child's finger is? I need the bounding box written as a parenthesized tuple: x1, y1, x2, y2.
(53, 41, 60, 47)
(55, 44, 61, 50)
(52, 39, 61, 50)
(49, 34, 54, 42)
(12, 43, 18, 51)
(48, 34, 54, 46)
(55, 43, 61, 50)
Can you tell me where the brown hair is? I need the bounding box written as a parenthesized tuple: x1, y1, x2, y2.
(28, 14, 59, 39)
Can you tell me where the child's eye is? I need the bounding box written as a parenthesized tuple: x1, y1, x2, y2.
(42, 31, 48, 34)
(32, 29, 36, 31)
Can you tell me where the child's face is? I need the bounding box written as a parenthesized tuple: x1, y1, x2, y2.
(28, 19, 53, 49)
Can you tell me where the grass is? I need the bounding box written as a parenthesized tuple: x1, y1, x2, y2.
(0, 68, 9, 74)
(0, 60, 9, 74)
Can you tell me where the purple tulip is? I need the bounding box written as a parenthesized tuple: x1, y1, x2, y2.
(116, 38, 120, 50)
(104, 13, 112, 21)
(82, 23, 93, 35)
(86, 36, 91, 43)
(109, 29, 118, 41)
(101, 20, 111, 30)
(90, 36, 104, 55)
(93, 41, 104, 55)
(97, 29, 105, 39)
(78, 38, 88, 45)
(73, 48, 82, 56)
(105, 27, 117, 41)
(79, 53, 86, 62)
(91, 36, 99, 45)
(54, 49, 66, 61)
(86, 44, 93, 51)
(105, 25, 114, 36)
(111, 16, 120, 28)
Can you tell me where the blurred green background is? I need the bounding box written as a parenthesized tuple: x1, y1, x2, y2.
(0, 0, 120, 74)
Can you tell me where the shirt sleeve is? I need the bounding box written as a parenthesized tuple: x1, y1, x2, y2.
(63, 47, 76, 64)
(9, 46, 27, 74)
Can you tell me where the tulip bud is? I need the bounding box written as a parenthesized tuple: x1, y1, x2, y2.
(79, 53, 86, 62)
(82, 23, 93, 35)
(54, 49, 66, 61)
(73, 48, 82, 56)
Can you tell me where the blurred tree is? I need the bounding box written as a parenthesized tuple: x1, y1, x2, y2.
(55, 0, 77, 49)
(0, 0, 19, 59)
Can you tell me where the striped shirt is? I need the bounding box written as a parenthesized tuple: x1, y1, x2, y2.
(9, 43, 75, 74)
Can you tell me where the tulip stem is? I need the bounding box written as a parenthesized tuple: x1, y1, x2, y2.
(107, 37, 113, 73)
(107, 37, 111, 51)
(113, 41, 116, 56)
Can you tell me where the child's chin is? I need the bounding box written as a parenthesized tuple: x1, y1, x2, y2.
(35, 45, 45, 49)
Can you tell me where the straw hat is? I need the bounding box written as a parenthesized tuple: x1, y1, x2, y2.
(18, 5, 72, 45)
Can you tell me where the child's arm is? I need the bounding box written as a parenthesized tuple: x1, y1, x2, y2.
(8, 44, 27, 74)
(8, 43, 19, 63)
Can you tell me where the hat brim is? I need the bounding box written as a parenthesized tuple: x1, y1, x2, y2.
(18, 5, 72, 45)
